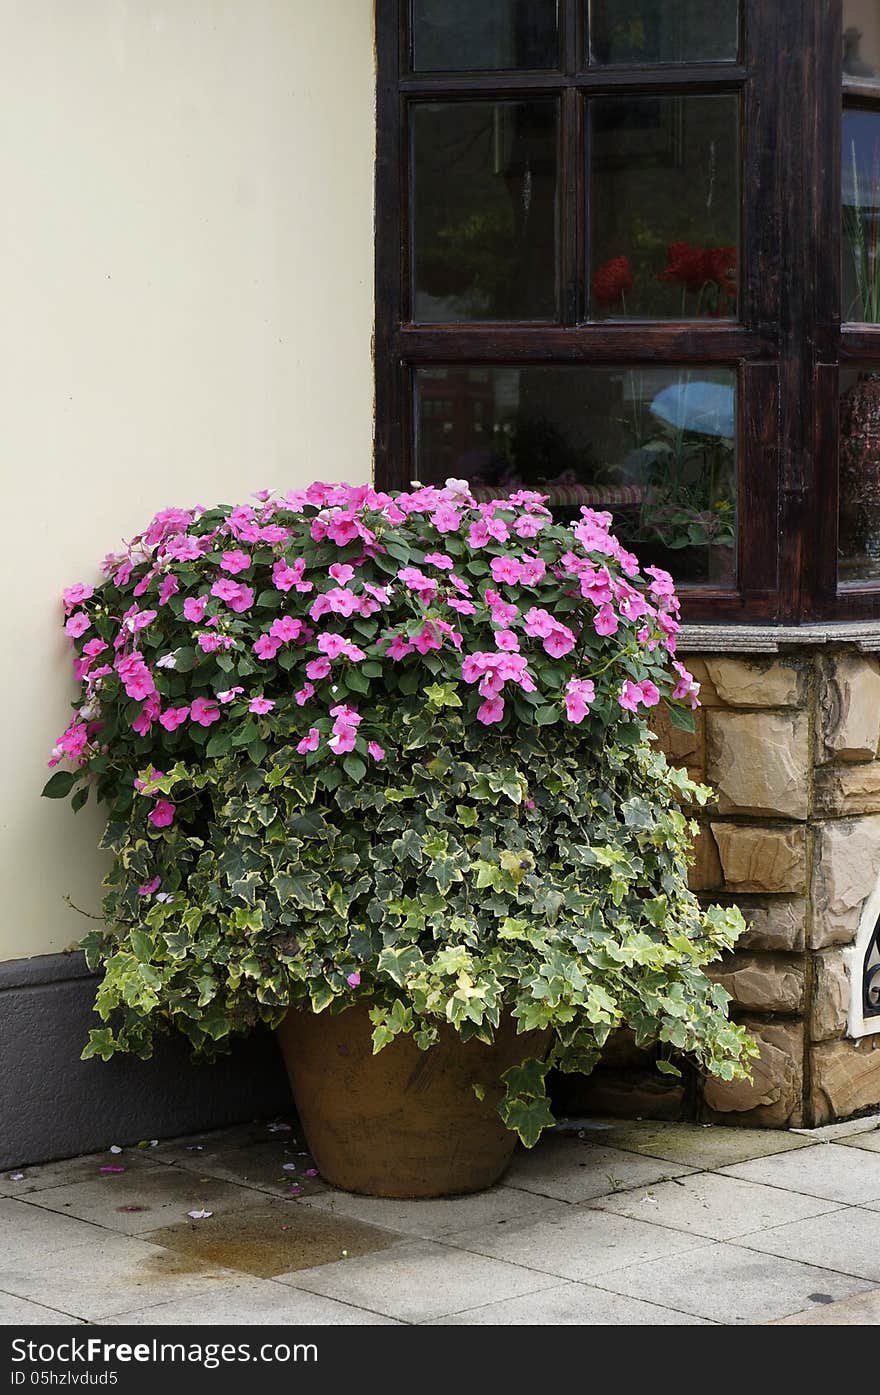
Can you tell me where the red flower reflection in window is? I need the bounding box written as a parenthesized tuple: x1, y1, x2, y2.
(593, 255, 634, 310)
(658, 242, 736, 316)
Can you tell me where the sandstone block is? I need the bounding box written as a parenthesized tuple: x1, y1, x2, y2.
(814, 761, 880, 817)
(648, 704, 703, 767)
(711, 953, 805, 1014)
(711, 824, 807, 894)
(811, 816, 880, 946)
(702, 1022, 803, 1127)
(810, 951, 850, 1042)
(707, 711, 809, 819)
(819, 654, 880, 763)
(737, 898, 806, 953)
(688, 824, 723, 892)
(703, 658, 801, 709)
(810, 1037, 880, 1125)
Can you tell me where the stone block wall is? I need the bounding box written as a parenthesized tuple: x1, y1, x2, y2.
(579, 642, 880, 1129)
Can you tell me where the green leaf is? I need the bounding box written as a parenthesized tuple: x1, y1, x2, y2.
(71, 786, 90, 813)
(41, 770, 77, 799)
(668, 703, 697, 734)
(534, 705, 559, 726)
(343, 754, 367, 784)
(172, 647, 198, 674)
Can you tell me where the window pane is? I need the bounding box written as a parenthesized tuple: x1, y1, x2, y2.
(843, 108, 880, 322)
(590, 95, 739, 319)
(414, 365, 737, 586)
(412, 101, 559, 322)
(590, 0, 739, 66)
(840, 366, 880, 583)
(844, 1, 880, 83)
(412, 0, 559, 71)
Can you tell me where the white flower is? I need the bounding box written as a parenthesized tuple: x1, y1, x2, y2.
(156, 653, 178, 669)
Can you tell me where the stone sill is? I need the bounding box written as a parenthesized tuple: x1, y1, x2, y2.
(679, 622, 880, 654)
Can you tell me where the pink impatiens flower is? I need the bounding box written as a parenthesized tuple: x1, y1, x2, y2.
(254, 633, 281, 660)
(217, 687, 244, 705)
(190, 697, 221, 727)
(62, 582, 94, 612)
(306, 656, 332, 681)
(158, 575, 179, 606)
(346, 971, 361, 987)
(367, 741, 385, 762)
(564, 678, 596, 724)
(210, 579, 254, 614)
(137, 876, 162, 897)
(618, 679, 661, 713)
(249, 696, 275, 715)
(328, 563, 355, 584)
(183, 595, 209, 623)
(477, 696, 505, 725)
(65, 612, 91, 639)
(297, 728, 321, 754)
(148, 799, 176, 828)
(158, 706, 190, 731)
(671, 660, 701, 709)
(220, 549, 252, 575)
(294, 682, 314, 706)
(272, 558, 312, 593)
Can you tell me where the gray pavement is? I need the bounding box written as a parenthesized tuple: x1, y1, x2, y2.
(1, 1113, 879, 1326)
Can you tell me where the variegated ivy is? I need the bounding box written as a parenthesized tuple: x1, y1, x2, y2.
(44, 480, 756, 1145)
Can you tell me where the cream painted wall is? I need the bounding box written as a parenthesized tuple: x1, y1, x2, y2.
(0, 1, 376, 960)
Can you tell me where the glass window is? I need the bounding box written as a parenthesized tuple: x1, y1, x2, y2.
(411, 100, 559, 322)
(843, 107, 880, 322)
(412, 0, 560, 71)
(590, 94, 739, 319)
(844, 1, 880, 83)
(414, 364, 737, 586)
(840, 366, 880, 583)
(589, 0, 740, 66)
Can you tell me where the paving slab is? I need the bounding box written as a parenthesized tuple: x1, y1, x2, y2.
(0, 1149, 163, 1198)
(17, 1168, 268, 1237)
(0, 1197, 107, 1263)
(159, 1141, 326, 1199)
(278, 1239, 559, 1323)
(578, 1120, 815, 1169)
(838, 1130, 880, 1154)
(593, 1241, 873, 1324)
(772, 1287, 880, 1324)
(736, 1206, 880, 1282)
(503, 1137, 696, 1203)
(589, 1172, 843, 1241)
(0, 1230, 243, 1322)
(445, 1206, 708, 1281)
(792, 1115, 880, 1143)
(426, 1282, 713, 1325)
(102, 1277, 401, 1325)
(299, 1182, 568, 1240)
(720, 1142, 880, 1204)
(0, 1291, 84, 1325)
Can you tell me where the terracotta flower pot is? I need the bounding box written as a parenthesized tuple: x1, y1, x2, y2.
(276, 1002, 550, 1198)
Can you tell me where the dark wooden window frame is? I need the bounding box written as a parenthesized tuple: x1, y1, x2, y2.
(375, 0, 866, 625)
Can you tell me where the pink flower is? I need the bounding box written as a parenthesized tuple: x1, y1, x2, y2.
(137, 876, 162, 897)
(190, 697, 221, 727)
(328, 725, 358, 753)
(594, 605, 619, 637)
(477, 696, 505, 725)
(217, 687, 244, 704)
(367, 741, 385, 762)
(269, 616, 302, 643)
(523, 607, 575, 657)
(249, 696, 275, 715)
(329, 563, 355, 584)
(62, 582, 94, 612)
(397, 567, 437, 600)
(82, 638, 108, 659)
(430, 504, 461, 534)
(294, 683, 314, 706)
(448, 597, 476, 615)
(297, 728, 321, 754)
(513, 514, 545, 539)
(618, 679, 661, 713)
(385, 635, 414, 660)
(306, 656, 332, 680)
(672, 661, 701, 709)
(638, 680, 661, 708)
(564, 678, 596, 725)
(158, 705, 190, 731)
(220, 549, 252, 575)
(183, 595, 209, 623)
(253, 633, 281, 660)
(158, 575, 179, 606)
(424, 552, 455, 570)
(519, 556, 546, 586)
(494, 629, 520, 652)
(346, 971, 361, 988)
(318, 632, 347, 659)
(123, 607, 157, 634)
(272, 558, 312, 594)
(65, 612, 91, 639)
(149, 799, 176, 828)
(490, 556, 524, 586)
(165, 534, 202, 562)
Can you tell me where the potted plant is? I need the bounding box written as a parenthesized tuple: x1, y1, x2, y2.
(44, 480, 755, 1198)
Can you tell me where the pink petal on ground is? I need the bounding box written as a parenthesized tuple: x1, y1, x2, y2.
(100, 1166, 126, 1174)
